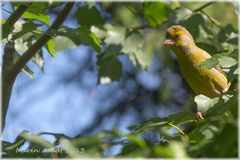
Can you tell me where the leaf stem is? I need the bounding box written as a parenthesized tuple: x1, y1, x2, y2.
(168, 123, 185, 135)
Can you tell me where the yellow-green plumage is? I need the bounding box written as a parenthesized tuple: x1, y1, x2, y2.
(164, 25, 229, 98)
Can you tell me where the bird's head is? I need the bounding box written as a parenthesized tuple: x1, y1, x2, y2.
(164, 25, 195, 48)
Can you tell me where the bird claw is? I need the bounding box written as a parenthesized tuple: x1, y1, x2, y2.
(195, 112, 204, 121)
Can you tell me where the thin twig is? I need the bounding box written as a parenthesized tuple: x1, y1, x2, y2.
(193, 2, 215, 12)
(168, 123, 185, 135)
(2, 7, 13, 14)
(200, 10, 222, 29)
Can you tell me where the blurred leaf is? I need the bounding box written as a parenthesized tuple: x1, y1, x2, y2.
(104, 24, 126, 45)
(218, 24, 238, 43)
(122, 32, 143, 54)
(218, 56, 237, 68)
(143, 2, 170, 27)
(45, 39, 55, 56)
(97, 55, 122, 81)
(77, 6, 104, 27)
(119, 143, 144, 157)
(59, 138, 82, 158)
(196, 56, 219, 69)
(105, 44, 122, 56)
(194, 95, 219, 113)
(168, 7, 192, 25)
(125, 134, 148, 150)
(152, 141, 188, 158)
(12, 22, 40, 40)
(205, 90, 237, 117)
(196, 123, 238, 157)
(56, 27, 102, 53)
(180, 13, 206, 39)
(54, 36, 76, 52)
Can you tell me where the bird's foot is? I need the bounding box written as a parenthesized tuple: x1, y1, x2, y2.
(195, 112, 204, 121)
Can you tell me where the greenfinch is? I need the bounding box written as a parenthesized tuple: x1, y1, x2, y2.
(164, 25, 230, 120)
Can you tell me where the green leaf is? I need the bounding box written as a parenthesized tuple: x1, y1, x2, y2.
(23, 11, 50, 25)
(57, 27, 102, 53)
(180, 14, 206, 39)
(218, 56, 237, 68)
(218, 24, 238, 43)
(196, 56, 219, 69)
(76, 6, 104, 27)
(97, 55, 122, 82)
(143, 2, 170, 27)
(22, 3, 50, 25)
(125, 134, 148, 150)
(45, 39, 55, 56)
(77, 27, 102, 53)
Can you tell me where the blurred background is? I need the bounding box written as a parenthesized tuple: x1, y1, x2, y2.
(1, 1, 238, 158)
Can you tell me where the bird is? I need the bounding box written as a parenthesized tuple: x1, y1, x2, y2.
(163, 25, 230, 121)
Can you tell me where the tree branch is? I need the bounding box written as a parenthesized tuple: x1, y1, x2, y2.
(10, 2, 75, 76)
(193, 2, 214, 12)
(2, 3, 31, 132)
(6, 3, 31, 27)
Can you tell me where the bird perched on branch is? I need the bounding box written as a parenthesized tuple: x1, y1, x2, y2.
(163, 25, 230, 121)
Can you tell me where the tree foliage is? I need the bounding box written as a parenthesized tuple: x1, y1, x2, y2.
(1, 1, 238, 158)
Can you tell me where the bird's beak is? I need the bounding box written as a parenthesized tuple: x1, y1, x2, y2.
(163, 39, 175, 46)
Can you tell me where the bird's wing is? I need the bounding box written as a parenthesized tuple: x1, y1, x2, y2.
(198, 49, 228, 79)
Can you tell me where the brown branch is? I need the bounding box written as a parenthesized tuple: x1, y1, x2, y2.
(10, 2, 74, 76)
(2, 3, 31, 132)
(7, 3, 31, 27)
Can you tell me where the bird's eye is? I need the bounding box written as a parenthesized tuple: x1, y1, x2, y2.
(174, 34, 179, 40)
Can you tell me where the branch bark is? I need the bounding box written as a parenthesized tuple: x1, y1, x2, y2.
(1, 2, 75, 132)
(2, 3, 31, 133)
(7, 3, 31, 27)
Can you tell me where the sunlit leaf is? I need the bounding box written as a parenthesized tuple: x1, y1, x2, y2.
(45, 39, 55, 56)
(194, 95, 219, 113)
(23, 11, 50, 25)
